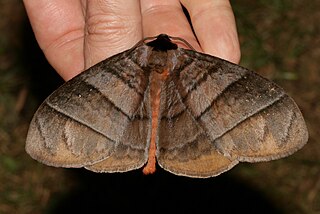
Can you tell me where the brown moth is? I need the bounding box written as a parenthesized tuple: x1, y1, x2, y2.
(26, 34, 308, 178)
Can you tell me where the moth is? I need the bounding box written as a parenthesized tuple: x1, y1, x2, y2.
(26, 34, 308, 178)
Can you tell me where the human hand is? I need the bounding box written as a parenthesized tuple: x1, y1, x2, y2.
(23, 0, 240, 81)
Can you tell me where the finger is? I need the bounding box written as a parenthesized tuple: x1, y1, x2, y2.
(84, 0, 142, 69)
(181, 0, 241, 64)
(140, 0, 201, 50)
(23, 0, 85, 80)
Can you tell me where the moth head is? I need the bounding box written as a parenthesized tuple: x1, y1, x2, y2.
(146, 34, 178, 51)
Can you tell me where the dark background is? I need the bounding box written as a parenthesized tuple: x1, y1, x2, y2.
(1, 0, 319, 213)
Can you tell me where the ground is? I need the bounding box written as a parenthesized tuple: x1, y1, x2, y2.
(0, 0, 319, 213)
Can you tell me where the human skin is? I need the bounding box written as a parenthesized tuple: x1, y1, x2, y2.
(23, 0, 240, 81)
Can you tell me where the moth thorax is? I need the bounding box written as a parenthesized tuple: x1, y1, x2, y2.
(147, 50, 169, 69)
(147, 50, 178, 75)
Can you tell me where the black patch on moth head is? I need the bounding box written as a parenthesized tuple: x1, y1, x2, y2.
(146, 34, 178, 51)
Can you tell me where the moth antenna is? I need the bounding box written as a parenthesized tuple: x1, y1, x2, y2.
(139, 34, 196, 51)
(168, 35, 196, 51)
